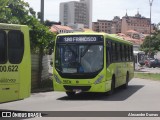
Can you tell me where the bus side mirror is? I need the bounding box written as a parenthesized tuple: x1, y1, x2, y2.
(48, 41, 54, 55)
(49, 49, 53, 55)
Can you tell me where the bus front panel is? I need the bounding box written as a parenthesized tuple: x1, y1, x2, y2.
(53, 35, 110, 93)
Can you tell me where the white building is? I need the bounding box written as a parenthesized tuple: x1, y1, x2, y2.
(60, 0, 92, 29)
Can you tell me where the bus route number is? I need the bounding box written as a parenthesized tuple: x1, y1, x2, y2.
(0, 65, 18, 72)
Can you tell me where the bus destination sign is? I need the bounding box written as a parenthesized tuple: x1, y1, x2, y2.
(57, 35, 103, 43)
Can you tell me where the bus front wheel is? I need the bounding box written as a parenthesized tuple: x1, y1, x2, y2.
(108, 75, 115, 95)
(66, 92, 76, 98)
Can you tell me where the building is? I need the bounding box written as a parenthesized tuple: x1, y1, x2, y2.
(92, 11, 154, 34)
(112, 16, 122, 34)
(50, 25, 73, 34)
(92, 20, 112, 33)
(60, 0, 92, 29)
(121, 11, 154, 34)
(44, 20, 61, 27)
(117, 31, 144, 45)
(50, 24, 94, 34)
(92, 16, 122, 34)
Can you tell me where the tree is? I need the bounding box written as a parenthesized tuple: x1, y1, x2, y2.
(0, 0, 54, 53)
(140, 24, 160, 57)
(0, 0, 55, 88)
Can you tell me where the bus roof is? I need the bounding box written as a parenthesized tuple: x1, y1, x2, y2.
(0, 23, 28, 30)
(56, 32, 132, 45)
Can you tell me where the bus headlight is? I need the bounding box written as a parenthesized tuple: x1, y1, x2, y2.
(54, 74, 61, 84)
(94, 75, 104, 84)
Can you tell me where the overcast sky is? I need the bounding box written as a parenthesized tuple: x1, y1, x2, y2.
(24, 0, 160, 24)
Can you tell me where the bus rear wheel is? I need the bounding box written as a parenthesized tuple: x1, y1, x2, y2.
(123, 72, 129, 89)
(66, 92, 76, 98)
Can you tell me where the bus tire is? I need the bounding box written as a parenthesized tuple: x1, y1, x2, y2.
(123, 72, 129, 89)
(66, 92, 75, 98)
(108, 75, 115, 95)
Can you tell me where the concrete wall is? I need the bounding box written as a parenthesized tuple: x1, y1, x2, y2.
(31, 54, 49, 89)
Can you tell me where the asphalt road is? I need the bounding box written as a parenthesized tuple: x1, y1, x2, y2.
(0, 78, 160, 120)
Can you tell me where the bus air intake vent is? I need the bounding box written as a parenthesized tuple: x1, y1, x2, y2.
(64, 86, 91, 91)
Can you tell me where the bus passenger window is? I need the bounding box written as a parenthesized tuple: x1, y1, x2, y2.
(8, 30, 24, 64)
(106, 40, 111, 67)
(124, 45, 126, 61)
(111, 42, 116, 62)
(122, 45, 125, 61)
(120, 44, 123, 61)
(0, 31, 7, 64)
(130, 46, 133, 60)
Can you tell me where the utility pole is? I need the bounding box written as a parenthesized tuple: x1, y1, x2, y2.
(149, 0, 153, 58)
(38, 0, 44, 88)
(40, 0, 44, 23)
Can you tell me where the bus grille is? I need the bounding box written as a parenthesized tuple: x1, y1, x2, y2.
(64, 86, 91, 91)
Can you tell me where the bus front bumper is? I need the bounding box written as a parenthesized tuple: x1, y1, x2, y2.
(53, 80, 111, 93)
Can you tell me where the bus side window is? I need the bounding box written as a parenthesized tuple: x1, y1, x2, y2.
(128, 46, 130, 61)
(8, 30, 24, 64)
(0, 30, 7, 64)
(120, 44, 123, 61)
(112, 42, 116, 62)
(124, 45, 126, 61)
(122, 45, 125, 61)
(106, 40, 111, 67)
(115, 43, 118, 61)
(130, 46, 133, 60)
(117, 43, 120, 61)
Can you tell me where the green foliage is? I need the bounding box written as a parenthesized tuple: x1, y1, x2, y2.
(140, 25, 160, 56)
(0, 0, 55, 53)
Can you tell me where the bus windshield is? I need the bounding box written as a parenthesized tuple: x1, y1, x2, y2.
(55, 44, 103, 74)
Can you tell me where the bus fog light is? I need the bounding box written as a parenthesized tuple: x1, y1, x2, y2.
(94, 75, 104, 84)
(54, 74, 61, 84)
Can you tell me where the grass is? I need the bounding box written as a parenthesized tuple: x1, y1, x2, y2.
(134, 72, 160, 81)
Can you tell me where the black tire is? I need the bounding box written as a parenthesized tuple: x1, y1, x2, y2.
(108, 75, 115, 95)
(123, 72, 129, 89)
(66, 92, 76, 98)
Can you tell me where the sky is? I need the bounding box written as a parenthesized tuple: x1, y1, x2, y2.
(24, 0, 160, 24)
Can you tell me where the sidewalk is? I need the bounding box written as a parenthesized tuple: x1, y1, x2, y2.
(135, 67, 160, 74)
(32, 87, 53, 93)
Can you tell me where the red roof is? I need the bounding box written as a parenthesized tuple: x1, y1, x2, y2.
(50, 27, 57, 33)
(50, 25, 73, 33)
(54, 25, 73, 30)
(117, 33, 143, 45)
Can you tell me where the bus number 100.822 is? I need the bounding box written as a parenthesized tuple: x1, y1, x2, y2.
(0, 65, 18, 72)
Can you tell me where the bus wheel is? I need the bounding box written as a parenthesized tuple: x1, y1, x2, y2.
(108, 75, 115, 95)
(66, 92, 75, 98)
(123, 72, 129, 89)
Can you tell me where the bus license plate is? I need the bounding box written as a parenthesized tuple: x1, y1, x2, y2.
(73, 89, 82, 93)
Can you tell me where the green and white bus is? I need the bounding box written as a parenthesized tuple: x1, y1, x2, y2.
(53, 32, 134, 97)
(0, 23, 31, 103)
